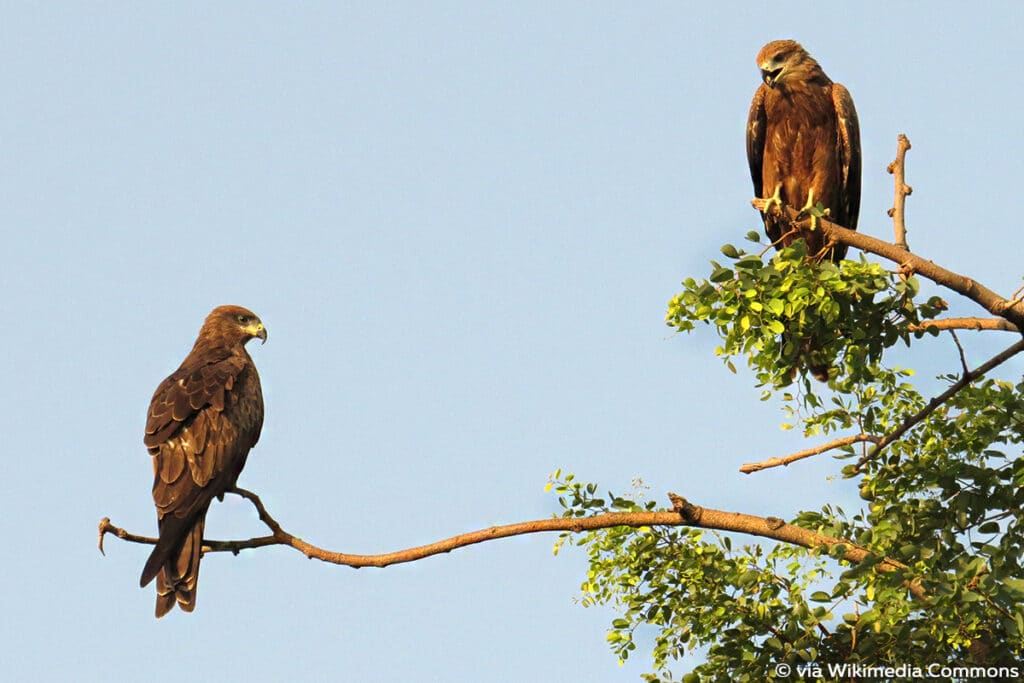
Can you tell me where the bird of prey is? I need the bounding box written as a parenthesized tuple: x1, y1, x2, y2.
(139, 305, 266, 617)
(746, 40, 861, 380)
(747, 39, 861, 261)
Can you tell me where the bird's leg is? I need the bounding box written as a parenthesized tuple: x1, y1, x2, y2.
(798, 189, 830, 232)
(752, 183, 783, 215)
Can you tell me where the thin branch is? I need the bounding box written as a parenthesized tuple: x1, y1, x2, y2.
(97, 515, 279, 556)
(887, 134, 913, 250)
(97, 489, 926, 601)
(1011, 282, 1024, 306)
(98, 517, 155, 555)
(908, 317, 1019, 333)
(739, 434, 880, 474)
(949, 330, 969, 375)
(854, 338, 1024, 471)
(757, 225, 800, 258)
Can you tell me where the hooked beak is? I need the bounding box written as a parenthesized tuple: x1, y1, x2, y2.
(761, 66, 783, 89)
(245, 322, 267, 344)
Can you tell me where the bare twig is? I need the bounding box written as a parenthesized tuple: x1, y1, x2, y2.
(909, 317, 1019, 333)
(739, 434, 880, 474)
(98, 490, 925, 600)
(887, 134, 913, 250)
(950, 330, 969, 374)
(1011, 282, 1024, 306)
(854, 338, 1024, 471)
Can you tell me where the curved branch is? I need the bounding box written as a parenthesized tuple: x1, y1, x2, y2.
(776, 206, 1024, 332)
(854, 338, 1024, 471)
(740, 434, 880, 474)
(97, 489, 925, 600)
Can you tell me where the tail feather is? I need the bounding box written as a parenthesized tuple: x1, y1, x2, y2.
(144, 516, 205, 618)
(140, 514, 189, 588)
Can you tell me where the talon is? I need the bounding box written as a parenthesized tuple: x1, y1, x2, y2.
(752, 184, 783, 215)
(799, 189, 819, 231)
(798, 188, 816, 215)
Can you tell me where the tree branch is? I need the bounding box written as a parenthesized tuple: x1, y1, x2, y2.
(776, 206, 1024, 332)
(98, 489, 925, 600)
(854, 338, 1024, 471)
(887, 134, 913, 250)
(737, 337, 1024, 477)
(739, 434, 880, 474)
(908, 317, 1019, 333)
(949, 330, 969, 375)
(667, 494, 924, 600)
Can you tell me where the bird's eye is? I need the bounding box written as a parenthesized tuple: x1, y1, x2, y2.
(773, 52, 787, 63)
(237, 314, 250, 324)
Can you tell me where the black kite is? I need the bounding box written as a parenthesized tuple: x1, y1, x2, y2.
(139, 305, 266, 617)
(746, 40, 861, 380)
(747, 39, 861, 259)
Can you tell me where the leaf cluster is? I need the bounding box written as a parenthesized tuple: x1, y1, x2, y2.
(555, 237, 1024, 681)
(665, 235, 944, 389)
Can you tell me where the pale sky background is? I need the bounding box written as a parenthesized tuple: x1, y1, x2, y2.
(4, 2, 1024, 681)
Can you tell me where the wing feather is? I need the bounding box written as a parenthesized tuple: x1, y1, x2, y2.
(746, 83, 768, 201)
(191, 411, 209, 455)
(832, 82, 861, 231)
(141, 348, 259, 590)
(158, 439, 186, 484)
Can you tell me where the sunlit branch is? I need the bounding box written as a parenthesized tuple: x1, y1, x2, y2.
(908, 317, 1019, 333)
(97, 489, 925, 601)
(667, 494, 925, 601)
(740, 434, 880, 474)
(854, 338, 1024, 471)
(772, 206, 1024, 332)
(887, 134, 913, 250)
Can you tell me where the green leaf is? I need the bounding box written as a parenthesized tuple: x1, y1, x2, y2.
(710, 266, 733, 283)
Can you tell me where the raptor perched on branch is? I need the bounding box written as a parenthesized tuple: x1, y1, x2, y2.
(747, 39, 861, 260)
(139, 305, 267, 617)
(746, 39, 861, 380)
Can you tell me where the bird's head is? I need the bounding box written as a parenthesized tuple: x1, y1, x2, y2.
(756, 39, 817, 90)
(201, 305, 268, 346)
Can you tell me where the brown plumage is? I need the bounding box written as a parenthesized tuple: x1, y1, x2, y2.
(747, 39, 861, 260)
(746, 40, 861, 380)
(139, 305, 266, 618)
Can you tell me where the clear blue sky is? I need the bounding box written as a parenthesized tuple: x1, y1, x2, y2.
(4, 3, 1023, 681)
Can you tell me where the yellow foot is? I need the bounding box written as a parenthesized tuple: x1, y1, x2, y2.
(797, 189, 830, 231)
(752, 184, 783, 215)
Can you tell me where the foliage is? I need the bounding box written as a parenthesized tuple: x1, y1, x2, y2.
(552, 236, 1024, 681)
